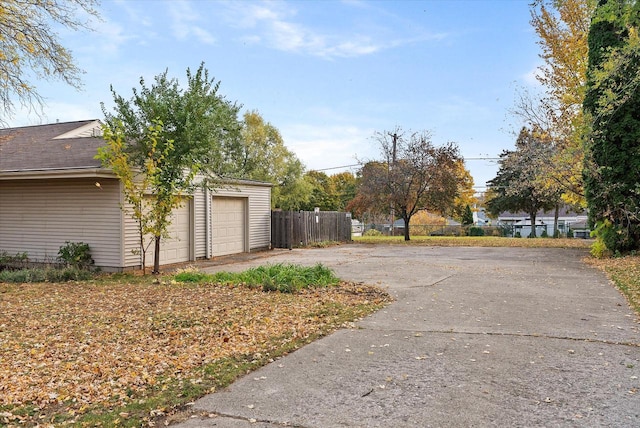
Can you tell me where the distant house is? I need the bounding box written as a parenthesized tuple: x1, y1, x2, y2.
(0, 120, 272, 271)
(497, 207, 588, 237)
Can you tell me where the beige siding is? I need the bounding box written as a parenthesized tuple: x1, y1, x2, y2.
(122, 198, 143, 268)
(0, 178, 123, 269)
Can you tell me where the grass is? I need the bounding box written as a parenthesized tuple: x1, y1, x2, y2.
(588, 255, 640, 316)
(0, 266, 391, 427)
(354, 235, 593, 248)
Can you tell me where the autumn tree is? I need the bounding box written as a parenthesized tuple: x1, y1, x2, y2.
(513, 0, 596, 207)
(352, 129, 462, 241)
(0, 0, 99, 122)
(451, 160, 475, 221)
(486, 127, 562, 237)
(102, 64, 242, 273)
(237, 110, 308, 209)
(583, 0, 640, 253)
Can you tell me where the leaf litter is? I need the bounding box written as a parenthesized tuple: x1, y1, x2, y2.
(0, 280, 391, 426)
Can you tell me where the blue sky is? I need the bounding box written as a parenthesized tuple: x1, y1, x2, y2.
(8, 0, 543, 189)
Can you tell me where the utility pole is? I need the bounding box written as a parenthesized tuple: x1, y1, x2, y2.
(389, 132, 397, 236)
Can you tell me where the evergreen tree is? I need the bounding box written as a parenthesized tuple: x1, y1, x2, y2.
(583, 0, 640, 253)
(462, 204, 474, 226)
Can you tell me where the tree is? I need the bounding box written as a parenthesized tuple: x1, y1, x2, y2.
(462, 204, 474, 226)
(451, 160, 476, 221)
(583, 0, 640, 253)
(96, 120, 182, 275)
(102, 64, 242, 273)
(486, 127, 561, 237)
(300, 170, 340, 211)
(237, 110, 308, 209)
(351, 129, 462, 241)
(512, 0, 596, 207)
(0, 0, 99, 122)
(329, 171, 357, 212)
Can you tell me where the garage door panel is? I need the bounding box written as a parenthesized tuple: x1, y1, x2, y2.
(212, 197, 245, 257)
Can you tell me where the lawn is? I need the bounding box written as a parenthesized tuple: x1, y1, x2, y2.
(0, 270, 391, 427)
(354, 235, 593, 248)
(588, 255, 640, 316)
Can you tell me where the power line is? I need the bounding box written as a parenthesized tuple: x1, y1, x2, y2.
(312, 157, 500, 172)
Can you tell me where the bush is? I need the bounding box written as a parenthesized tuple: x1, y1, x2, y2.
(469, 227, 485, 236)
(363, 229, 382, 237)
(541, 229, 549, 238)
(0, 251, 29, 270)
(514, 232, 522, 238)
(58, 241, 94, 269)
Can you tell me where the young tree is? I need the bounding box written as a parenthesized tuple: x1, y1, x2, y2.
(352, 129, 462, 241)
(583, 0, 640, 253)
(102, 64, 242, 273)
(486, 127, 561, 237)
(96, 120, 182, 275)
(0, 0, 99, 122)
(237, 110, 308, 209)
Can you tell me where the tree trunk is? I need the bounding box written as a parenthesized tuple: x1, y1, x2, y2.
(403, 214, 411, 241)
(554, 204, 560, 238)
(140, 233, 147, 276)
(153, 236, 161, 275)
(529, 212, 537, 238)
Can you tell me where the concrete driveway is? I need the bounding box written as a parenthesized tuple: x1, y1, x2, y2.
(175, 244, 640, 427)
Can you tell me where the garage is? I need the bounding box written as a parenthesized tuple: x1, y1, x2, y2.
(146, 201, 191, 266)
(212, 197, 246, 256)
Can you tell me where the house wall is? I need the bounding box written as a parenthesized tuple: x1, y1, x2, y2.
(0, 178, 123, 269)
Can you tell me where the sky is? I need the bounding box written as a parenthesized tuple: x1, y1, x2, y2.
(7, 0, 544, 190)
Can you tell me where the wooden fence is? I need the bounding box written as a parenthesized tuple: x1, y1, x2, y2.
(271, 210, 352, 249)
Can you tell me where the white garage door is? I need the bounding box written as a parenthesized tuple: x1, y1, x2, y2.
(146, 201, 191, 266)
(212, 197, 246, 256)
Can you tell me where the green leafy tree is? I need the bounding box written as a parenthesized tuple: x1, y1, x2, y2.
(487, 127, 561, 237)
(583, 0, 640, 253)
(351, 129, 462, 241)
(330, 171, 357, 212)
(238, 110, 308, 209)
(102, 64, 241, 272)
(0, 0, 99, 122)
(301, 171, 341, 211)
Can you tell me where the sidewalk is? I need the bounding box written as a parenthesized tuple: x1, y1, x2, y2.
(174, 245, 640, 427)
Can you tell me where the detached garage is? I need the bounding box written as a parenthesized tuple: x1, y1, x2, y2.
(0, 120, 272, 271)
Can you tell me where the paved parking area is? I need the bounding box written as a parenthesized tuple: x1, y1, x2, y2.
(175, 245, 640, 427)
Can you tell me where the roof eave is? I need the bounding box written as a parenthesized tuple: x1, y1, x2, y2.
(0, 167, 116, 180)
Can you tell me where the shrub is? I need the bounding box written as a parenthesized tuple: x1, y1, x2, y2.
(541, 229, 549, 238)
(58, 241, 94, 269)
(364, 229, 382, 237)
(469, 227, 485, 236)
(0, 251, 29, 270)
(514, 232, 522, 238)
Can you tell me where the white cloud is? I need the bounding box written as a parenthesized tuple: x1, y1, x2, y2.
(281, 123, 375, 171)
(167, 0, 216, 45)
(222, 1, 441, 59)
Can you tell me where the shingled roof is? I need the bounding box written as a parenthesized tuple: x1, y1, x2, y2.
(0, 120, 106, 172)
